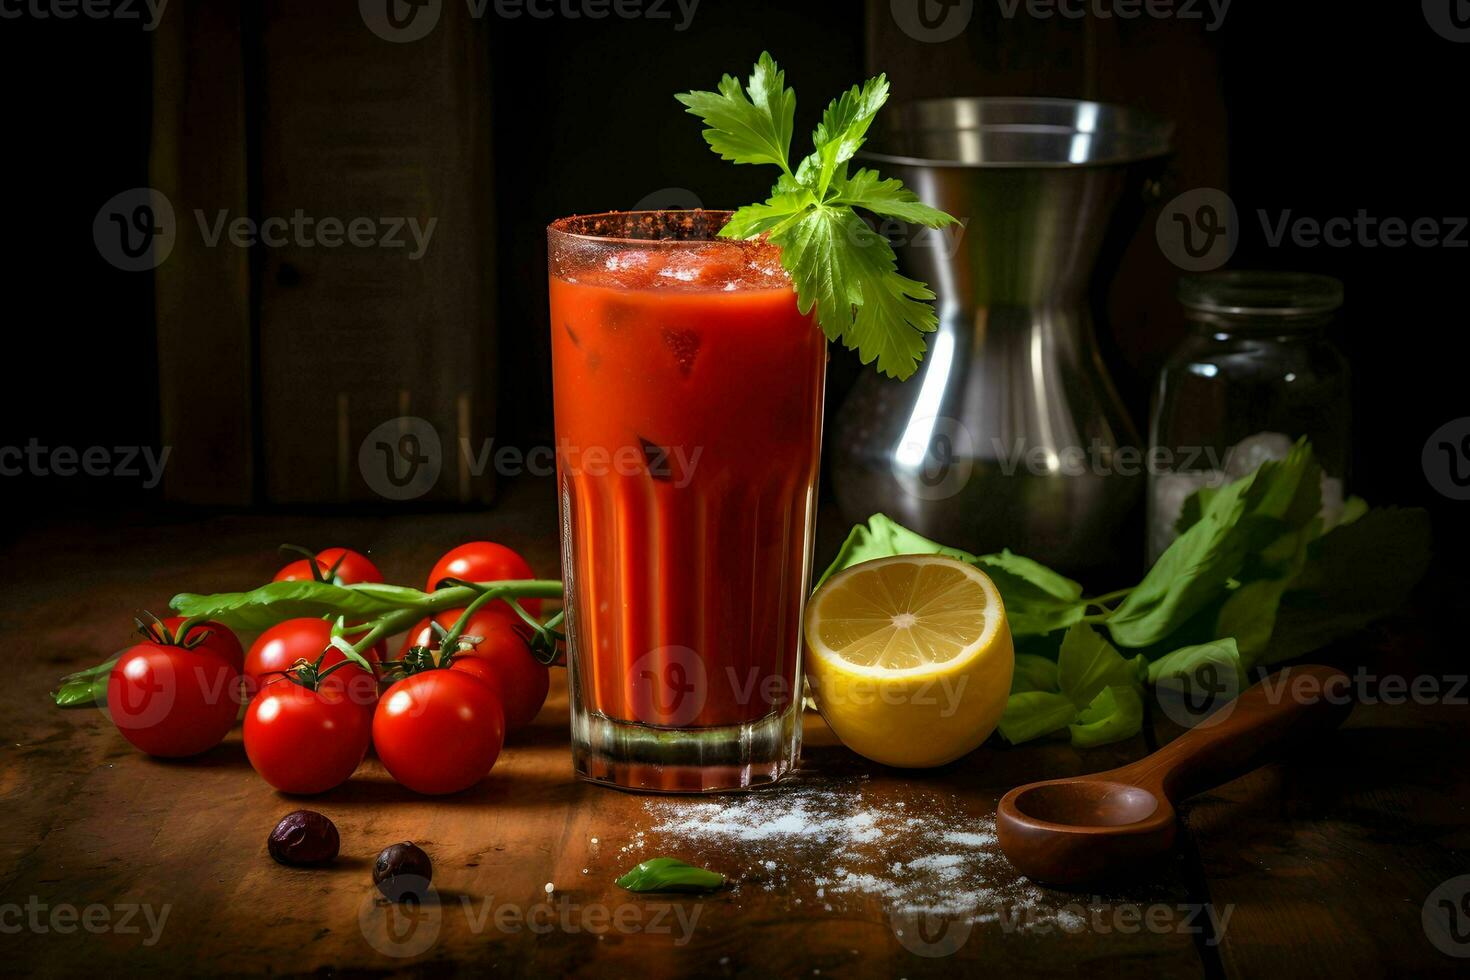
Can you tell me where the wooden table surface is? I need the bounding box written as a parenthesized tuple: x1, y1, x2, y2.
(2, 485, 1466, 977)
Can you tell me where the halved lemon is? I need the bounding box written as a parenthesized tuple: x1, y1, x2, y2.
(803, 555, 1014, 768)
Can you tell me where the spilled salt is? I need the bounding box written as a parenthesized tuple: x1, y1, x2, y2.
(638, 772, 1108, 929)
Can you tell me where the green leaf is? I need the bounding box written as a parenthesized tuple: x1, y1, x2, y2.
(53, 658, 116, 708)
(1264, 506, 1431, 664)
(1068, 685, 1146, 749)
(171, 580, 425, 631)
(1146, 637, 1243, 690)
(1011, 654, 1060, 694)
(1056, 624, 1145, 709)
(674, 51, 794, 172)
(721, 190, 816, 240)
(840, 219, 940, 380)
(832, 167, 958, 227)
(973, 550, 1089, 637)
(805, 75, 890, 197)
(615, 857, 726, 893)
(815, 514, 976, 588)
(1108, 441, 1320, 647)
(327, 635, 376, 674)
(998, 691, 1077, 744)
(1215, 525, 1315, 668)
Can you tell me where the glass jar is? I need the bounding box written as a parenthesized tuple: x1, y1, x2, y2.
(1147, 271, 1350, 563)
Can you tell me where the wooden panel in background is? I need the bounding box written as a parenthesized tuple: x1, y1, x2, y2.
(151, 0, 254, 505)
(256, 2, 498, 504)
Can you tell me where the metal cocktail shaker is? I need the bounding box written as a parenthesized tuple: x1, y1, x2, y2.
(831, 98, 1172, 573)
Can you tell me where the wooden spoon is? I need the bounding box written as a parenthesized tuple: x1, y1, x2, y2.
(996, 664, 1352, 887)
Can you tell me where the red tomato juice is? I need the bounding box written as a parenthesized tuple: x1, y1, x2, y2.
(549, 234, 826, 733)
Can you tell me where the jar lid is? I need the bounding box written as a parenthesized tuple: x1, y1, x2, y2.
(1177, 271, 1343, 318)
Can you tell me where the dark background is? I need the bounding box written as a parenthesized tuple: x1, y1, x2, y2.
(1, 0, 1464, 559)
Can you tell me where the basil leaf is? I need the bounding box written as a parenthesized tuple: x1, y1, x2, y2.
(1264, 507, 1431, 664)
(1068, 685, 1146, 749)
(816, 514, 976, 588)
(1146, 638, 1243, 687)
(615, 857, 725, 893)
(973, 551, 1089, 637)
(170, 580, 423, 631)
(53, 672, 112, 708)
(1011, 654, 1060, 694)
(998, 691, 1077, 744)
(1056, 625, 1145, 709)
(1108, 441, 1321, 647)
(52, 656, 121, 708)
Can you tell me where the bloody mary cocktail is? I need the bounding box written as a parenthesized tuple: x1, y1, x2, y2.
(547, 211, 826, 792)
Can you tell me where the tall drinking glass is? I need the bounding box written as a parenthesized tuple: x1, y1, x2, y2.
(547, 211, 826, 792)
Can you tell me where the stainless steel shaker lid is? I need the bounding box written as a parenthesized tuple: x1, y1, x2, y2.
(1177, 271, 1344, 318)
(861, 97, 1173, 169)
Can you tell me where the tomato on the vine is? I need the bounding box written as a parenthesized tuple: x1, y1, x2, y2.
(274, 547, 383, 586)
(244, 618, 381, 702)
(373, 670, 504, 795)
(245, 672, 373, 794)
(401, 608, 549, 733)
(108, 629, 241, 758)
(424, 542, 541, 616)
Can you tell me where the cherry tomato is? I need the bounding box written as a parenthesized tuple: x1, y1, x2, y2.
(273, 547, 383, 585)
(244, 618, 381, 702)
(401, 608, 548, 733)
(373, 670, 504, 795)
(154, 616, 245, 672)
(108, 642, 240, 757)
(244, 674, 374, 794)
(425, 542, 541, 616)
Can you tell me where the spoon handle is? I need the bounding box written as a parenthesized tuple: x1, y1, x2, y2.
(1120, 664, 1352, 804)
